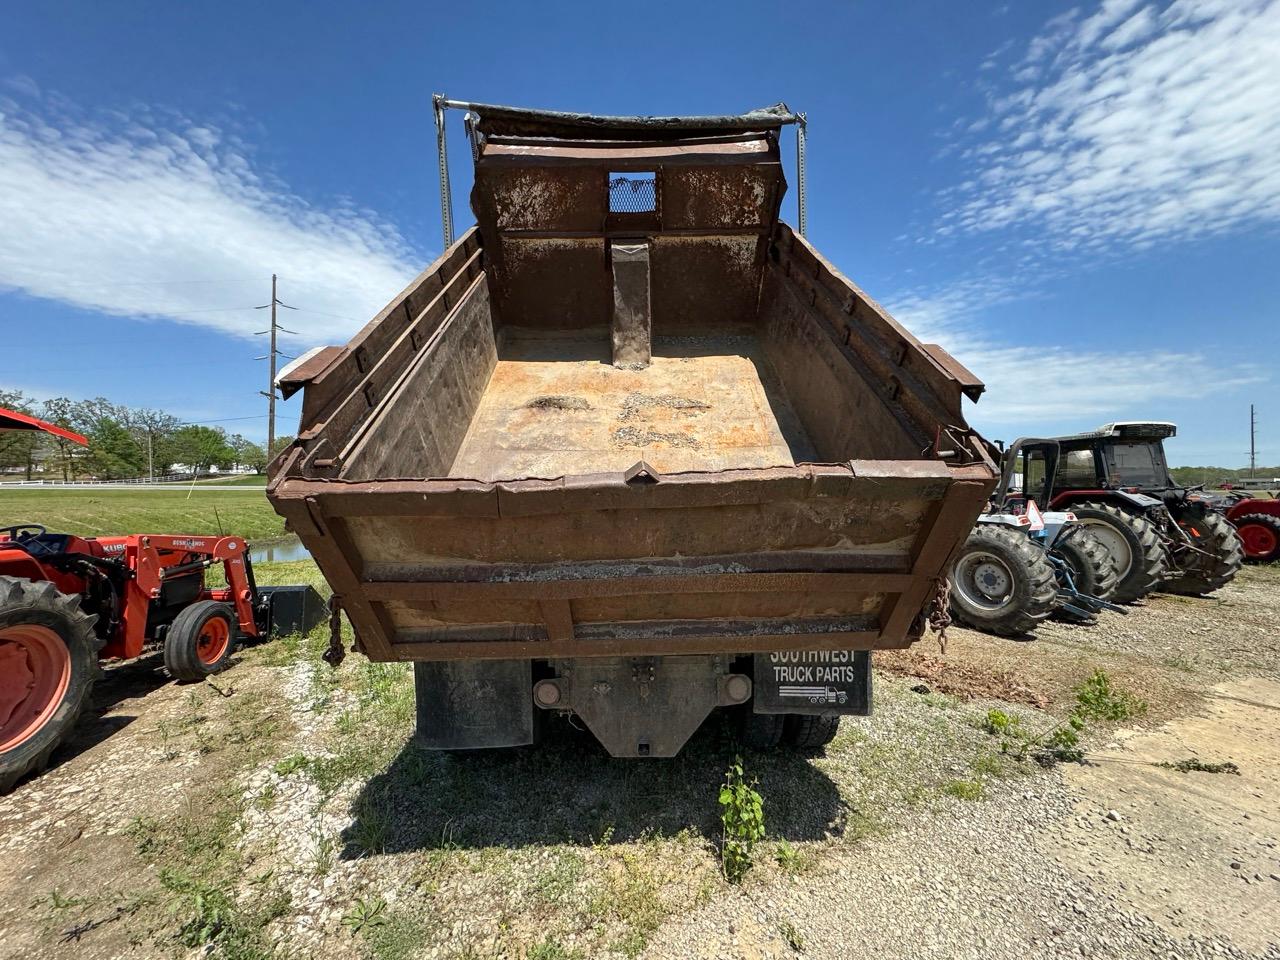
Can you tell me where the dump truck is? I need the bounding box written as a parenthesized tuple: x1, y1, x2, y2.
(266, 100, 998, 758)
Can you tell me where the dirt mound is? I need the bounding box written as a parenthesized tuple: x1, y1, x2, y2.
(878, 650, 1050, 708)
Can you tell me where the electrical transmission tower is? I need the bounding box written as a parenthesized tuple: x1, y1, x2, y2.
(255, 274, 297, 459)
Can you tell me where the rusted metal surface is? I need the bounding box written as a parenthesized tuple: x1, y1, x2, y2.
(454, 99, 800, 140)
(448, 335, 812, 480)
(267, 100, 999, 665)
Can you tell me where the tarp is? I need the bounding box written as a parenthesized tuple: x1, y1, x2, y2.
(457, 99, 799, 140)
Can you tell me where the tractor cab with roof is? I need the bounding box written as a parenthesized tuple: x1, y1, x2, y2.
(1014, 422, 1242, 600)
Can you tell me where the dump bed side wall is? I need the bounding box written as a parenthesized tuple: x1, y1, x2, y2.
(270, 230, 485, 483)
(341, 279, 496, 481)
(767, 225, 980, 443)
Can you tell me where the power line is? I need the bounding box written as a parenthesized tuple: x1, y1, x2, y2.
(179, 415, 268, 425)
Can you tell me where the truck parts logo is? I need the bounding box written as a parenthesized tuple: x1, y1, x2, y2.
(779, 685, 850, 705)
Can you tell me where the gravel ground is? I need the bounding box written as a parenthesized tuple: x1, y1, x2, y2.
(645, 775, 1280, 960)
(1, 564, 1277, 959)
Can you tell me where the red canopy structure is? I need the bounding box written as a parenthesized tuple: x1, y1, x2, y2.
(0, 407, 88, 446)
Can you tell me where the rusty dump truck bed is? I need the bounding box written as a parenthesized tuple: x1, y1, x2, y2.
(267, 101, 997, 669)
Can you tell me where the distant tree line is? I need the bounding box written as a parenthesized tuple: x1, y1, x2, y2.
(0, 391, 293, 481)
(1168, 465, 1280, 487)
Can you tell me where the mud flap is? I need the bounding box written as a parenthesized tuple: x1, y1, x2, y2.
(414, 659, 534, 750)
(751, 651, 872, 715)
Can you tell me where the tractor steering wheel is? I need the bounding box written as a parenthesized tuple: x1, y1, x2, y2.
(0, 523, 47, 542)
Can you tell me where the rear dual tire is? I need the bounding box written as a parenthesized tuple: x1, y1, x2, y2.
(736, 710, 840, 751)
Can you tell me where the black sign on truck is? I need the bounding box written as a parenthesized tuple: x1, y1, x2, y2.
(751, 650, 872, 716)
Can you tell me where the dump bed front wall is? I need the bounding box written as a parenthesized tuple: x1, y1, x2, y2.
(472, 139, 783, 334)
(271, 463, 993, 662)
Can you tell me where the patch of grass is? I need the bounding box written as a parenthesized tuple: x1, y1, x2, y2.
(160, 868, 289, 960)
(0, 488, 284, 540)
(773, 839, 813, 875)
(529, 937, 584, 960)
(1156, 758, 1241, 775)
(273, 753, 309, 777)
(117, 673, 296, 958)
(341, 896, 388, 935)
(941, 778, 985, 801)
(980, 670, 1146, 766)
(1074, 670, 1147, 723)
(33, 889, 86, 913)
(586, 849, 667, 959)
(366, 909, 436, 960)
(970, 752, 1005, 778)
(533, 850, 586, 904)
(778, 918, 805, 952)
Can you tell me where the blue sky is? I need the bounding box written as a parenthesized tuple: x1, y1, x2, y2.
(1, 0, 1276, 465)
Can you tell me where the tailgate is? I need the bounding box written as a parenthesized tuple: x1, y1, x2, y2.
(270, 459, 991, 662)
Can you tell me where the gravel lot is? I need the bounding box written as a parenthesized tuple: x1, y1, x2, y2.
(0, 562, 1277, 960)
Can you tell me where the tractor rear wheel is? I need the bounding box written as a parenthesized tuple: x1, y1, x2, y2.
(163, 601, 236, 682)
(1164, 513, 1244, 596)
(0, 577, 100, 794)
(1051, 526, 1119, 600)
(1067, 503, 1166, 603)
(1233, 513, 1280, 563)
(949, 524, 1057, 636)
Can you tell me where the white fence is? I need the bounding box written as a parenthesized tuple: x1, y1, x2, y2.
(0, 473, 194, 487)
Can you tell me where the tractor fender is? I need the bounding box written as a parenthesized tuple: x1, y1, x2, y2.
(1052, 490, 1162, 513)
(1226, 499, 1280, 521)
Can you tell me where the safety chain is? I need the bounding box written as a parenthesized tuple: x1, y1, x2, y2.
(927, 576, 952, 654)
(323, 594, 346, 668)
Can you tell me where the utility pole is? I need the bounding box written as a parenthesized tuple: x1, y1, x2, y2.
(255, 274, 297, 459)
(1249, 403, 1257, 479)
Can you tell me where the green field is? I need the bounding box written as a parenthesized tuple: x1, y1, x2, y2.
(195, 474, 270, 487)
(0, 488, 284, 540)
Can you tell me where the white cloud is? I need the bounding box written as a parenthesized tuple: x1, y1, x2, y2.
(0, 93, 423, 344)
(941, 0, 1280, 252)
(887, 277, 1260, 429)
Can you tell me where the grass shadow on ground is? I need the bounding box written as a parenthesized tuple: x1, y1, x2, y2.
(340, 711, 846, 857)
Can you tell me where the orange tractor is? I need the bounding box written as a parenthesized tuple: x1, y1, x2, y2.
(0, 408, 323, 792)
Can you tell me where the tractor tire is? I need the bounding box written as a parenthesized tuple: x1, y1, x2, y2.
(163, 601, 236, 682)
(736, 709, 786, 750)
(782, 714, 841, 750)
(1233, 513, 1280, 563)
(1067, 503, 1166, 603)
(1164, 513, 1244, 596)
(948, 524, 1057, 637)
(0, 577, 100, 794)
(1051, 526, 1119, 600)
